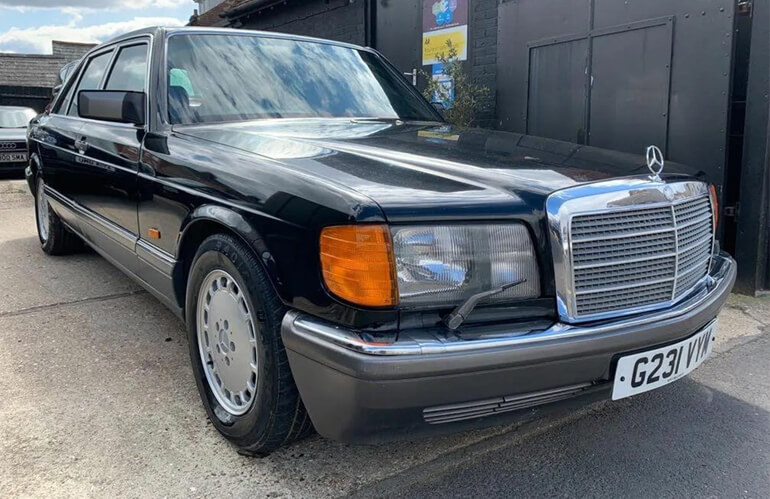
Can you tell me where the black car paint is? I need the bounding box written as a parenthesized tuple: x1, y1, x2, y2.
(27, 27, 708, 333)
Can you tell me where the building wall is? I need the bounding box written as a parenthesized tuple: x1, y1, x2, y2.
(468, 0, 498, 127)
(234, 0, 366, 46)
(51, 41, 96, 61)
(0, 41, 94, 112)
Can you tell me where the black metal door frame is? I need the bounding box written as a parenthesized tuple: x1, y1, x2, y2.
(524, 15, 674, 153)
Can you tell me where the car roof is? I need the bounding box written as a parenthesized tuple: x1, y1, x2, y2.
(98, 26, 367, 54)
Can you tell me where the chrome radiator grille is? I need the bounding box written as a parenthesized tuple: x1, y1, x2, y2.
(569, 194, 713, 319)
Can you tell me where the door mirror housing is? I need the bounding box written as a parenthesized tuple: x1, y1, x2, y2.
(52, 84, 62, 99)
(78, 90, 146, 126)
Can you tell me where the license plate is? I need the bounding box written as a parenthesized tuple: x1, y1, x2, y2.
(0, 152, 27, 163)
(612, 320, 717, 400)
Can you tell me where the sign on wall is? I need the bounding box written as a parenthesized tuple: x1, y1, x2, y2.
(431, 63, 455, 108)
(422, 0, 468, 65)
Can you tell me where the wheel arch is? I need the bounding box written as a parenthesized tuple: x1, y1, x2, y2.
(28, 152, 42, 194)
(174, 204, 286, 312)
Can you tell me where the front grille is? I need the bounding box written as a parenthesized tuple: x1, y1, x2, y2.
(423, 383, 592, 424)
(0, 141, 26, 150)
(570, 195, 713, 318)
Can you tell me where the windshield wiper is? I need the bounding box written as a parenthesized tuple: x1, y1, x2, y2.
(443, 279, 527, 330)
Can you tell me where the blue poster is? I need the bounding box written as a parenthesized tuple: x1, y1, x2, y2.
(431, 63, 455, 109)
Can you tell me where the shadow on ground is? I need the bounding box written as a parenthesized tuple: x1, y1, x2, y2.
(352, 334, 770, 498)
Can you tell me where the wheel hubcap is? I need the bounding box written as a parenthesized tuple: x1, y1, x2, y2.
(197, 269, 258, 416)
(36, 179, 50, 242)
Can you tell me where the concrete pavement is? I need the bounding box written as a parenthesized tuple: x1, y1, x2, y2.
(0, 182, 767, 498)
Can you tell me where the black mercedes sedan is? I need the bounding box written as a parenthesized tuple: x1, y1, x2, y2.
(0, 105, 37, 175)
(26, 27, 736, 455)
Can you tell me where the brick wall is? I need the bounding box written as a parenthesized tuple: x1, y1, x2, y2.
(235, 0, 366, 46)
(468, 0, 498, 127)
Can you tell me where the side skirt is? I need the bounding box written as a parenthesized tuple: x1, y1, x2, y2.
(44, 186, 184, 320)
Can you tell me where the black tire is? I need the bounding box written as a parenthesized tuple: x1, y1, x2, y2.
(185, 233, 313, 455)
(35, 176, 81, 255)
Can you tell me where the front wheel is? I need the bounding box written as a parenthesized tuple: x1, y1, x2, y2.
(34, 176, 81, 255)
(185, 233, 313, 455)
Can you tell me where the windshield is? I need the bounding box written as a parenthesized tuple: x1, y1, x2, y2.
(0, 108, 36, 128)
(166, 33, 441, 125)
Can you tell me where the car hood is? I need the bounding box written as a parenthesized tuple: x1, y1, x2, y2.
(175, 120, 705, 222)
(0, 128, 27, 142)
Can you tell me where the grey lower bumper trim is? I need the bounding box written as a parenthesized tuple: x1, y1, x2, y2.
(283, 253, 736, 356)
(423, 382, 595, 424)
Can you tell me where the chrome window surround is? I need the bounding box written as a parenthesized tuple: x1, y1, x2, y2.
(546, 179, 715, 324)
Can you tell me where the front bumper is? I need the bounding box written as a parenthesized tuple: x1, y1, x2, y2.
(282, 252, 736, 443)
(0, 159, 28, 174)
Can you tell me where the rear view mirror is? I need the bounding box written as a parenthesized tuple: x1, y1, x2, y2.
(78, 90, 146, 126)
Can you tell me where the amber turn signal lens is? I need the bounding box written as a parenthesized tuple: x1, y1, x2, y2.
(709, 184, 719, 231)
(320, 225, 398, 307)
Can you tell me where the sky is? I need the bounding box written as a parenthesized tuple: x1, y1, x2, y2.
(0, 0, 196, 54)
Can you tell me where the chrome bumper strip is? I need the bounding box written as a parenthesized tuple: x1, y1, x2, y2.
(283, 253, 735, 356)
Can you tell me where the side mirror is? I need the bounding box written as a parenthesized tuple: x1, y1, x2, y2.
(78, 90, 146, 126)
(52, 84, 62, 99)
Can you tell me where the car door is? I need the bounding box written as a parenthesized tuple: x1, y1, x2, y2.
(67, 39, 150, 272)
(32, 50, 112, 233)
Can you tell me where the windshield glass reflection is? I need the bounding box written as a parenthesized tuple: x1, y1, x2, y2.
(0, 107, 37, 128)
(166, 34, 440, 125)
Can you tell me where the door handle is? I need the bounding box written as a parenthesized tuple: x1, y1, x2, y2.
(404, 68, 418, 86)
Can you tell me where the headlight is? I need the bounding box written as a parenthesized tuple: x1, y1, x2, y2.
(320, 223, 540, 308)
(391, 223, 540, 306)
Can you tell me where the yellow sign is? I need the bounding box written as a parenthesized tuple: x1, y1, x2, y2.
(418, 129, 460, 142)
(422, 25, 468, 65)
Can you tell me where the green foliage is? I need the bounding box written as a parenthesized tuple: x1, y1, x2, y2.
(421, 40, 491, 128)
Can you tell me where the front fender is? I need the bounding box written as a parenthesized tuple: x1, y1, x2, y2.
(177, 204, 287, 298)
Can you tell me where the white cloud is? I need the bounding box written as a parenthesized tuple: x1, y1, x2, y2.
(0, 16, 185, 53)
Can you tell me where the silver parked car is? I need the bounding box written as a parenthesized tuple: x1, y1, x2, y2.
(0, 106, 37, 175)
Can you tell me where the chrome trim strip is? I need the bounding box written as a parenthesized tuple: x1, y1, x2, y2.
(44, 184, 137, 251)
(671, 203, 680, 300)
(136, 239, 176, 276)
(546, 179, 711, 323)
(30, 138, 137, 175)
(283, 253, 734, 356)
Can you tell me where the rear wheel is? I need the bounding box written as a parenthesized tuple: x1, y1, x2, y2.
(35, 176, 81, 255)
(185, 233, 313, 455)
